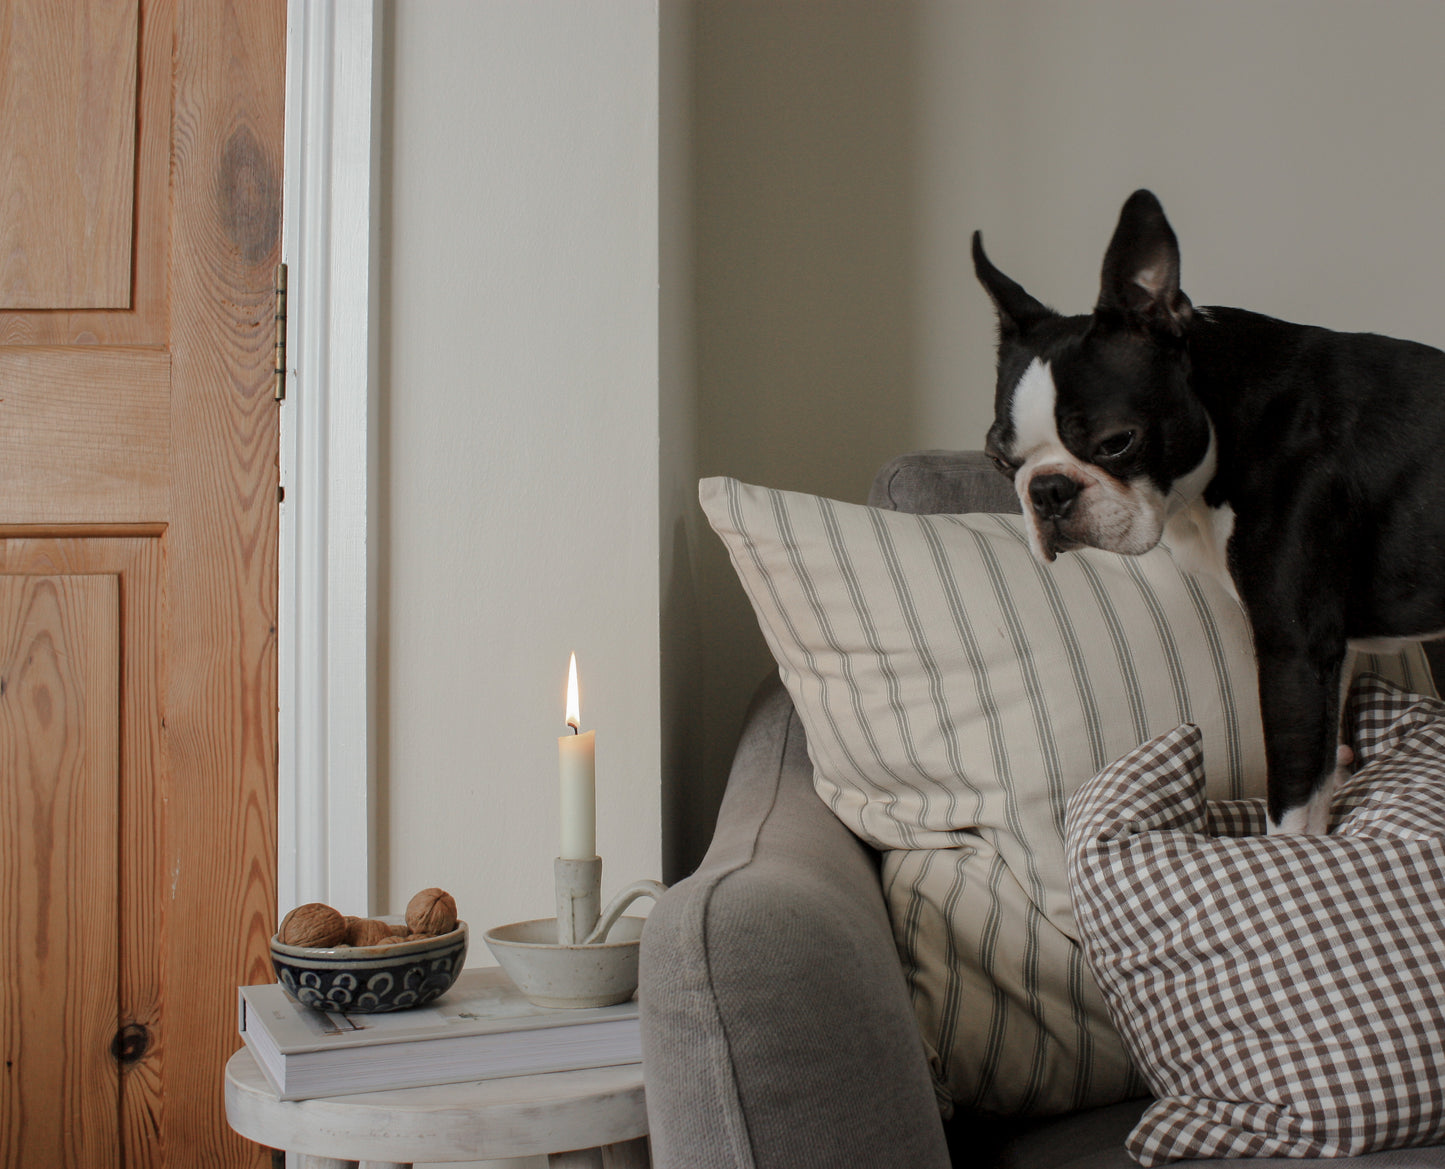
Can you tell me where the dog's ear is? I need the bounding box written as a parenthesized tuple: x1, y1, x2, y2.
(1097, 190, 1193, 336)
(973, 232, 1054, 337)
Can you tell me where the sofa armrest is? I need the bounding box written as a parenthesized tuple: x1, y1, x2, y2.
(640, 676, 949, 1169)
(868, 449, 1020, 515)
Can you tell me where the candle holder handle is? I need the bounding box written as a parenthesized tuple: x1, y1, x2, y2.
(583, 879, 668, 945)
(554, 856, 602, 945)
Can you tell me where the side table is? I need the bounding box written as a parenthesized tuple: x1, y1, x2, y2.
(224, 1046, 649, 1168)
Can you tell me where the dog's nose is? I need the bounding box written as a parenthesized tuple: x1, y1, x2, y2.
(1029, 473, 1081, 520)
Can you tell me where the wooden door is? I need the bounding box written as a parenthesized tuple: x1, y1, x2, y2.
(0, 1, 283, 1165)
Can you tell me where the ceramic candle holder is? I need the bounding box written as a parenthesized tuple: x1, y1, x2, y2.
(554, 856, 603, 944)
(483, 858, 667, 1008)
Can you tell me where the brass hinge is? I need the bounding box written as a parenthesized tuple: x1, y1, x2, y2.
(273, 262, 288, 402)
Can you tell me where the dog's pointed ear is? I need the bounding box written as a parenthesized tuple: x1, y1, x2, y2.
(1097, 190, 1193, 336)
(973, 231, 1054, 337)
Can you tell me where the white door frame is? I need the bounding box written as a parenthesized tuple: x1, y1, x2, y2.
(278, 0, 380, 916)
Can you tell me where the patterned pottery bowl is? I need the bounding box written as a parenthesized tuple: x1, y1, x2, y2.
(270, 918, 468, 1013)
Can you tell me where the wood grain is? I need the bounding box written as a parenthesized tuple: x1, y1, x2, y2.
(0, 0, 282, 1163)
(0, 0, 280, 1155)
(1, 536, 168, 1168)
(0, 0, 170, 344)
(0, 348, 170, 525)
(0, 0, 138, 309)
(0, 574, 121, 1168)
(165, 1, 283, 1164)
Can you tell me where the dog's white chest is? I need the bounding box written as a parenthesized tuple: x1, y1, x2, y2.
(1165, 498, 1237, 600)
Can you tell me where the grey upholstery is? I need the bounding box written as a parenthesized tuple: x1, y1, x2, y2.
(639, 451, 1445, 1168)
(866, 448, 1019, 514)
(640, 676, 950, 1169)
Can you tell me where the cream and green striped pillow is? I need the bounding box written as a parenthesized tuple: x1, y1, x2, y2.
(699, 476, 1433, 1117)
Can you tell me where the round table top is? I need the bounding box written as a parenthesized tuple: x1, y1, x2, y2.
(224, 1046, 647, 1163)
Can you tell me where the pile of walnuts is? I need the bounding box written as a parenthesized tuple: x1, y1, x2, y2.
(278, 887, 459, 948)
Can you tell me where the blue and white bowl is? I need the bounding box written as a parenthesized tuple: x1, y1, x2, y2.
(270, 918, 468, 1013)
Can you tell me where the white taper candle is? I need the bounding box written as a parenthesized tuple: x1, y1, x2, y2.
(558, 653, 596, 860)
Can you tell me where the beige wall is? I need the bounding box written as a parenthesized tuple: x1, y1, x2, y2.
(375, 0, 1445, 951)
(687, 0, 1445, 870)
(660, 0, 702, 882)
(912, 0, 1445, 440)
(378, 0, 664, 988)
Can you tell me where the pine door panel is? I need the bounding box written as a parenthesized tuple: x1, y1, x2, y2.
(0, 573, 121, 1169)
(0, 0, 139, 310)
(0, 538, 166, 1167)
(0, 349, 170, 524)
(0, 0, 282, 1164)
(0, 0, 169, 345)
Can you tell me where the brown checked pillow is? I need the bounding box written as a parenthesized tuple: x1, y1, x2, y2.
(1067, 674, 1445, 1165)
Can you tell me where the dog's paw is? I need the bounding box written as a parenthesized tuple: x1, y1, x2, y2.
(1268, 756, 1349, 836)
(1269, 803, 1330, 835)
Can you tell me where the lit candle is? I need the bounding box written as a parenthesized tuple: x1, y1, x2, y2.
(558, 653, 597, 860)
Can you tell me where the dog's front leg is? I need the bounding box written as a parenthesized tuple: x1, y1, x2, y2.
(1252, 638, 1348, 835)
(1230, 501, 1352, 834)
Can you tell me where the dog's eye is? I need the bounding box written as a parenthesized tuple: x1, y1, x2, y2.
(1096, 431, 1137, 460)
(988, 453, 1018, 478)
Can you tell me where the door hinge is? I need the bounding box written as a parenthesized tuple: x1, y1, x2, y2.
(273, 262, 288, 402)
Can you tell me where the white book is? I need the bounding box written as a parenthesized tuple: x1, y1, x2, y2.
(237, 966, 641, 1100)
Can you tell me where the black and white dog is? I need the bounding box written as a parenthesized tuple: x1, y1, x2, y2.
(973, 190, 1445, 834)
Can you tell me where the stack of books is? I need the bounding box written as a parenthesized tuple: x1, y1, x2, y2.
(237, 966, 641, 1101)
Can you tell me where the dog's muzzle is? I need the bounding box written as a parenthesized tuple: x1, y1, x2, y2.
(1028, 473, 1082, 521)
(1020, 471, 1088, 562)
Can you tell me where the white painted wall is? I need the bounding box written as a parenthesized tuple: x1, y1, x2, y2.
(378, 0, 662, 964)
(378, 6, 666, 1162)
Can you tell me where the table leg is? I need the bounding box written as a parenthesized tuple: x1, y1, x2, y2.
(548, 1151, 603, 1169)
(602, 1136, 650, 1168)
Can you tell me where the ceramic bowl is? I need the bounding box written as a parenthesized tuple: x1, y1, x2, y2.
(270, 918, 468, 1013)
(483, 916, 644, 1008)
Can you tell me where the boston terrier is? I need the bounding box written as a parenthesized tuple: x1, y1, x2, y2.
(973, 189, 1445, 834)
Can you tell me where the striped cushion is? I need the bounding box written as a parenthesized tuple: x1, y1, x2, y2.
(699, 476, 1434, 1116)
(1067, 675, 1445, 1165)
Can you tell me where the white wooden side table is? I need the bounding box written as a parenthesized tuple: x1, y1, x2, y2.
(224, 1046, 649, 1168)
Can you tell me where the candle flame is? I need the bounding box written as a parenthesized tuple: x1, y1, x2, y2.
(566, 652, 580, 731)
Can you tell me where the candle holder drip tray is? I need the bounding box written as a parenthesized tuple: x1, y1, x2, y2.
(484, 859, 667, 1008)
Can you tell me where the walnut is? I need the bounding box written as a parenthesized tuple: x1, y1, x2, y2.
(278, 902, 347, 947)
(345, 917, 394, 947)
(405, 887, 457, 936)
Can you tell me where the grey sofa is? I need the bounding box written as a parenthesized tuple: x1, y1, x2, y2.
(639, 450, 1445, 1169)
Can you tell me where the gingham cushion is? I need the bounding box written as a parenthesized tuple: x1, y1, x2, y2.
(700, 476, 1434, 1116)
(1067, 674, 1445, 1165)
